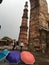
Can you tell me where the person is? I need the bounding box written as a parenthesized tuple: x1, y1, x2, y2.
(12, 40, 16, 50)
(19, 42, 24, 51)
(12, 40, 19, 50)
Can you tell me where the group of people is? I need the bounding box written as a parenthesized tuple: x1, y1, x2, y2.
(12, 40, 24, 51)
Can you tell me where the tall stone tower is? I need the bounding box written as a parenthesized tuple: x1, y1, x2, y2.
(29, 0, 48, 50)
(18, 0, 49, 65)
(18, 2, 28, 47)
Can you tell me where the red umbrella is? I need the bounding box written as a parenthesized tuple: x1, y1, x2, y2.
(21, 51, 35, 64)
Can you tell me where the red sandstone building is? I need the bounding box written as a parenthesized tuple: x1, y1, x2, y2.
(18, 2, 28, 49)
(18, 0, 49, 53)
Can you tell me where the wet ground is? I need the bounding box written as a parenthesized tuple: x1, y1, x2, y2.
(0, 60, 30, 65)
(0, 61, 49, 65)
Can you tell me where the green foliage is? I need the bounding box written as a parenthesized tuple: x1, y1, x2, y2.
(1, 36, 12, 41)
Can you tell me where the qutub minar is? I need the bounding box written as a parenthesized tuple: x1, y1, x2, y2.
(18, 2, 28, 48)
(18, 0, 49, 53)
(18, 0, 49, 64)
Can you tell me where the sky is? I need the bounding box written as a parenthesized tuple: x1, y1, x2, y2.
(0, 0, 49, 40)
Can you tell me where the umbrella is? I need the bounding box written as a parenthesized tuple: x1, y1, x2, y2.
(6, 51, 21, 64)
(21, 51, 35, 64)
(0, 0, 3, 4)
(0, 49, 9, 61)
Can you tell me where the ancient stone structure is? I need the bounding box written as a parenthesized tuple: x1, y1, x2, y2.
(18, 0, 49, 52)
(18, 2, 28, 48)
(18, 0, 49, 65)
(28, 0, 49, 53)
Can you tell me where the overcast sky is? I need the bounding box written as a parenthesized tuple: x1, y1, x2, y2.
(0, 0, 49, 40)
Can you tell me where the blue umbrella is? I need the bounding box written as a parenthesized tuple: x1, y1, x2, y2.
(6, 51, 21, 64)
(0, 49, 9, 61)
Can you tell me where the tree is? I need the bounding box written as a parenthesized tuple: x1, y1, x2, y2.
(1, 36, 12, 40)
